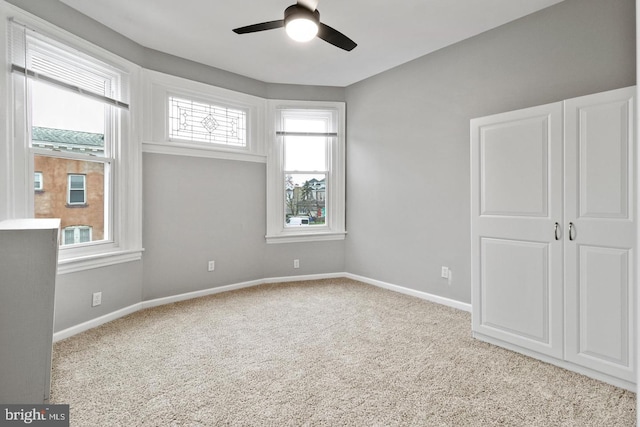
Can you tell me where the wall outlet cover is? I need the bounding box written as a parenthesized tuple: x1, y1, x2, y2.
(441, 266, 449, 278)
(92, 292, 102, 307)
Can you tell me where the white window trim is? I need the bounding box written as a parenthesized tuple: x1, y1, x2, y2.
(142, 69, 266, 163)
(266, 100, 346, 244)
(1, 3, 143, 274)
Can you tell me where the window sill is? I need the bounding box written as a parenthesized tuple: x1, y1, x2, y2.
(142, 140, 266, 164)
(57, 247, 144, 275)
(266, 231, 346, 244)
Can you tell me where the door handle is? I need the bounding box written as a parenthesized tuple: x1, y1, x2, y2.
(569, 222, 575, 241)
(554, 222, 560, 241)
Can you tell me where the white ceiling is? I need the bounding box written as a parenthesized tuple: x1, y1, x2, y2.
(59, 0, 564, 87)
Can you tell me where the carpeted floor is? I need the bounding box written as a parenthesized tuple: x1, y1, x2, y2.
(51, 278, 636, 426)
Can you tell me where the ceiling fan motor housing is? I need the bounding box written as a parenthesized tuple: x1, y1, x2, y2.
(284, 4, 320, 26)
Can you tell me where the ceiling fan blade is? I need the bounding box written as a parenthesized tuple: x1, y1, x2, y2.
(317, 23, 357, 51)
(233, 20, 284, 34)
(297, 0, 319, 12)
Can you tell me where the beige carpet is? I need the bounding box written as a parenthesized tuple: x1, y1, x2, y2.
(51, 278, 636, 426)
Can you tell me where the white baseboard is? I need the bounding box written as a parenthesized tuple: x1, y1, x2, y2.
(53, 272, 470, 342)
(262, 272, 345, 284)
(345, 273, 472, 312)
(53, 303, 143, 342)
(140, 278, 264, 310)
(141, 272, 345, 311)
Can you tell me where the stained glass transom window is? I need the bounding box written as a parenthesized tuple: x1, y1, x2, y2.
(168, 96, 247, 147)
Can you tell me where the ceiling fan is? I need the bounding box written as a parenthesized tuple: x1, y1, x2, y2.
(232, 0, 357, 51)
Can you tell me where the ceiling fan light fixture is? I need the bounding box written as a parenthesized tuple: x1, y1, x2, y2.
(284, 5, 319, 43)
(233, 2, 356, 51)
(286, 18, 318, 42)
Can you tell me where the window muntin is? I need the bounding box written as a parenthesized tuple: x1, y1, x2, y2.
(168, 96, 247, 147)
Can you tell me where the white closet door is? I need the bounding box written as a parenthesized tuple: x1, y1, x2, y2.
(564, 87, 635, 381)
(471, 102, 564, 358)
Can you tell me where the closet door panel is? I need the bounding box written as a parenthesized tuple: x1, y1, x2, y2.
(480, 238, 550, 342)
(480, 118, 549, 217)
(471, 102, 563, 359)
(578, 102, 630, 218)
(577, 246, 630, 365)
(564, 87, 635, 382)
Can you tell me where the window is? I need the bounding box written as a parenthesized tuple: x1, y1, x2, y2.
(6, 9, 143, 273)
(283, 112, 329, 227)
(29, 78, 108, 244)
(34, 172, 43, 191)
(142, 70, 265, 163)
(67, 174, 86, 205)
(14, 31, 116, 247)
(168, 96, 247, 147)
(63, 226, 92, 245)
(266, 101, 346, 243)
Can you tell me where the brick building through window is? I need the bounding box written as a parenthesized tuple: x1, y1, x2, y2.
(32, 126, 105, 245)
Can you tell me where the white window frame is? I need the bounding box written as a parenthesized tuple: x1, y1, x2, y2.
(266, 100, 346, 243)
(67, 174, 86, 205)
(142, 69, 266, 163)
(1, 4, 143, 274)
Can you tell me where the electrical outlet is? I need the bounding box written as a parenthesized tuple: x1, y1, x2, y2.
(441, 266, 449, 278)
(92, 292, 102, 307)
(208, 260, 215, 272)
(294, 259, 300, 269)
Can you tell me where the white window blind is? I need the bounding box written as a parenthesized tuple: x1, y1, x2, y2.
(9, 19, 129, 109)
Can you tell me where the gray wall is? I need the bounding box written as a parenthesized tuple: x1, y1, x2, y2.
(142, 153, 346, 301)
(54, 261, 143, 331)
(344, 0, 636, 304)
